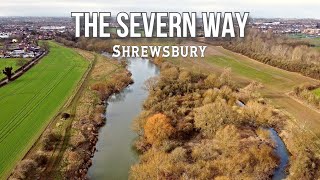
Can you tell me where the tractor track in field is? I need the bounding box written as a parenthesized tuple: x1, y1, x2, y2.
(0, 67, 74, 144)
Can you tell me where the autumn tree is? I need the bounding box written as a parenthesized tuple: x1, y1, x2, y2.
(144, 113, 175, 145)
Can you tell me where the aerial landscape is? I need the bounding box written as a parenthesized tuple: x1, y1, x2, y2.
(0, 0, 320, 180)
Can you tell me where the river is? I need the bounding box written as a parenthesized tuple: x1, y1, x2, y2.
(88, 59, 288, 179)
(87, 57, 159, 179)
(269, 128, 290, 180)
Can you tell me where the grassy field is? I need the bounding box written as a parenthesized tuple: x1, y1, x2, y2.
(0, 58, 30, 79)
(312, 88, 320, 97)
(0, 41, 89, 178)
(287, 34, 320, 50)
(170, 41, 320, 137)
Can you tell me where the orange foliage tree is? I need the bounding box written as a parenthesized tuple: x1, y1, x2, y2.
(144, 113, 175, 145)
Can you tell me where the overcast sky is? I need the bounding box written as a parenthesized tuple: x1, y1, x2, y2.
(0, 0, 319, 18)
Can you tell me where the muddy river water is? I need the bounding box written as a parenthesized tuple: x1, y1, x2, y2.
(88, 57, 159, 179)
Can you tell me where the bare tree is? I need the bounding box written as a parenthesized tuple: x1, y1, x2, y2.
(3, 67, 13, 81)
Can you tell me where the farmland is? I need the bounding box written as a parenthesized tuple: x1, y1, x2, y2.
(0, 41, 89, 178)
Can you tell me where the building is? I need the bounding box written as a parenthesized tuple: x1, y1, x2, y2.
(40, 26, 66, 31)
(0, 32, 10, 39)
(303, 28, 320, 35)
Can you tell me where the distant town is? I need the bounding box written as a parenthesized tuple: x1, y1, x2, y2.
(0, 17, 319, 59)
(0, 17, 71, 59)
(250, 18, 320, 37)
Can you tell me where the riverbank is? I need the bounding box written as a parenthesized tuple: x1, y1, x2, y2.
(51, 53, 133, 179)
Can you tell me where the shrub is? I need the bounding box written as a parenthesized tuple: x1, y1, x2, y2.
(61, 112, 71, 119)
(178, 70, 192, 83)
(32, 152, 48, 167)
(194, 99, 238, 138)
(204, 74, 217, 88)
(215, 125, 240, 153)
(237, 81, 263, 102)
(42, 131, 62, 151)
(154, 56, 164, 65)
(216, 68, 233, 88)
(161, 67, 179, 81)
(240, 101, 274, 126)
(11, 159, 38, 179)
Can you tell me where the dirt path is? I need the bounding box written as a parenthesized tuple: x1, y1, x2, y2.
(170, 41, 320, 136)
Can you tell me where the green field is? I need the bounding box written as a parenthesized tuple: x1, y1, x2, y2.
(287, 34, 320, 50)
(0, 41, 89, 178)
(0, 58, 30, 79)
(312, 88, 320, 97)
(207, 55, 286, 85)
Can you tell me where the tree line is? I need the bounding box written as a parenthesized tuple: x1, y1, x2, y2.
(208, 30, 320, 79)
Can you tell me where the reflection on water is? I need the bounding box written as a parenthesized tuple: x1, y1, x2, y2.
(88, 58, 159, 180)
(269, 128, 289, 180)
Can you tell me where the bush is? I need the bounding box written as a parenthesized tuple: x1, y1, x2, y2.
(61, 112, 71, 119)
(32, 152, 48, 167)
(11, 159, 38, 179)
(204, 74, 217, 88)
(42, 131, 62, 151)
(194, 99, 238, 138)
(240, 101, 275, 126)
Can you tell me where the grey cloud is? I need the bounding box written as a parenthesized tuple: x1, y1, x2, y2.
(0, 0, 319, 18)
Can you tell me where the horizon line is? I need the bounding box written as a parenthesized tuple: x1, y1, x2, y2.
(0, 15, 319, 20)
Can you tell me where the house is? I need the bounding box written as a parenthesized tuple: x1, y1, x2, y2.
(12, 49, 25, 57)
(23, 52, 35, 58)
(0, 32, 10, 39)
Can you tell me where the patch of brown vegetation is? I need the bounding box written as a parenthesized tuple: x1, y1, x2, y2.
(61, 55, 132, 178)
(131, 63, 287, 179)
